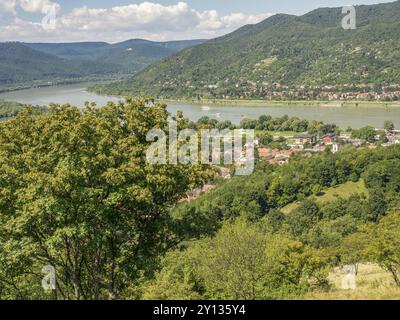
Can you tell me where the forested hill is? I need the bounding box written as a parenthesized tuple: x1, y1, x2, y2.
(24, 39, 204, 74)
(0, 39, 204, 88)
(0, 42, 120, 86)
(93, 1, 400, 100)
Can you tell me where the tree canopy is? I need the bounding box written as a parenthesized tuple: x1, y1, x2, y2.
(0, 99, 210, 300)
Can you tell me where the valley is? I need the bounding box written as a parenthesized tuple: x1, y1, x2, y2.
(0, 39, 204, 92)
(2, 82, 400, 128)
(93, 1, 400, 102)
(1, 0, 400, 303)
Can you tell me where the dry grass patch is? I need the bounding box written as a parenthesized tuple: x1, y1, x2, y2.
(304, 264, 400, 300)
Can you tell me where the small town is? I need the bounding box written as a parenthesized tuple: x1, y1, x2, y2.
(184, 126, 400, 201)
(256, 128, 400, 165)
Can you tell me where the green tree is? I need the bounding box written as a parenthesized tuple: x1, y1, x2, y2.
(144, 219, 330, 300)
(352, 126, 376, 143)
(0, 99, 209, 300)
(365, 212, 400, 286)
(340, 230, 370, 275)
(285, 200, 322, 239)
(258, 132, 274, 146)
(384, 120, 395, 132)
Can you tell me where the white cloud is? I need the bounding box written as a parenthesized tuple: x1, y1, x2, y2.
(18, 0, 60, 14)
(0, 1, 274, 42)
(0, 0, 17, 15)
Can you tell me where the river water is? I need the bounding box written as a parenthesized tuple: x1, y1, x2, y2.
(1, 82, 399, 129)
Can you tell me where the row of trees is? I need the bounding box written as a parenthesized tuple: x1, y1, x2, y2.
(191, 114, 338, 134)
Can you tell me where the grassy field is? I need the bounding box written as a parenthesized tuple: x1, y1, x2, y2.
(304, 264, 400, 300)
(281, 180, 369, 214)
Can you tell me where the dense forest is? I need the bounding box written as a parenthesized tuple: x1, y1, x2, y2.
(93, 1, 400, 100)
(0, 40, 203, 89)
(0, 43, 121, 86)
(0, 99, 399, 300)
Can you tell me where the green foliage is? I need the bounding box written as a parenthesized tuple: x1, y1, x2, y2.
(365, 211, 400, 286)
(174, 145, 400, 237)
(340, 230, 371, 274)
(258, 132, 274, 146)
(0, 40, 203, 88)
(306, 215, 359, 250)
(351, 126, 377, 142)
(166, 144, 400, 299)
(95, 2, 400, 100)
(0, 43, 120, 86)
(0, 96, 400, 300)
(144, 219, 330, 300)
(0, 101, 47, 119)
(384, 120, 395, 132)
(0, 99, 210, 300)
(362, 159, 400, 214)
(25, 40, 204, 72)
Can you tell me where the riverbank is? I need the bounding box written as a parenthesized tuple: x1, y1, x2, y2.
(3, 83, 400, 129)
(161, 98, 400, 109)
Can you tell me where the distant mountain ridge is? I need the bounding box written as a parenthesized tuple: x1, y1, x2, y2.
(0, 39, 205, 88)
(0, 42, 120, 86)
(94, 1, 400, 101)
(24, 39, 204, 73)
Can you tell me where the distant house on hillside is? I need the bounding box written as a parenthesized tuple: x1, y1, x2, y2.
(323, 133, 337, 144)
(293, 133, 317, 147)
(257, 148, 278, 159)
(386, 131, 400, 145)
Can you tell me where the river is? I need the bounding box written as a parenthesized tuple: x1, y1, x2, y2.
(0, 82, 399, 129)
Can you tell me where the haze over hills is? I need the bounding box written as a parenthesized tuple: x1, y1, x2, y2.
(93, 1, 400, 101)
(24, 39, 204, 74)
(0, 39, 204, 89)
(0, 42, 121, 86)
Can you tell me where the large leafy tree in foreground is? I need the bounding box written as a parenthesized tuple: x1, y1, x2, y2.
(0, 99, 209, 300)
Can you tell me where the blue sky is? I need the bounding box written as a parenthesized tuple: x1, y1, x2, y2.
(0, 0, 395, 42)
(55, 0, 393, 15)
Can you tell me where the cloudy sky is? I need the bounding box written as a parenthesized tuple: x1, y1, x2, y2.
(0, 0, 394, 43)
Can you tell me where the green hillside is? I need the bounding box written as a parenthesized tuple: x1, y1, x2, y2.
(24, 39, 204, 74)
(24, 42, 110, 60)
(0, 40, 204, 90)
(94, 1, 400, 100)
(281, 180, 369, 214)
(0, 42, 121, 86)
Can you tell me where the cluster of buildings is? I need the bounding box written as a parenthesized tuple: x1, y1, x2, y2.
(317, 91, 400, 101)
(383, 130, 400, 147)
(256, 128, 400, 166)
(257, 132, 340, 165)
(181, 184, 216, 203)
(181, 129, 400, 202)
(174, 79, 400, 102)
